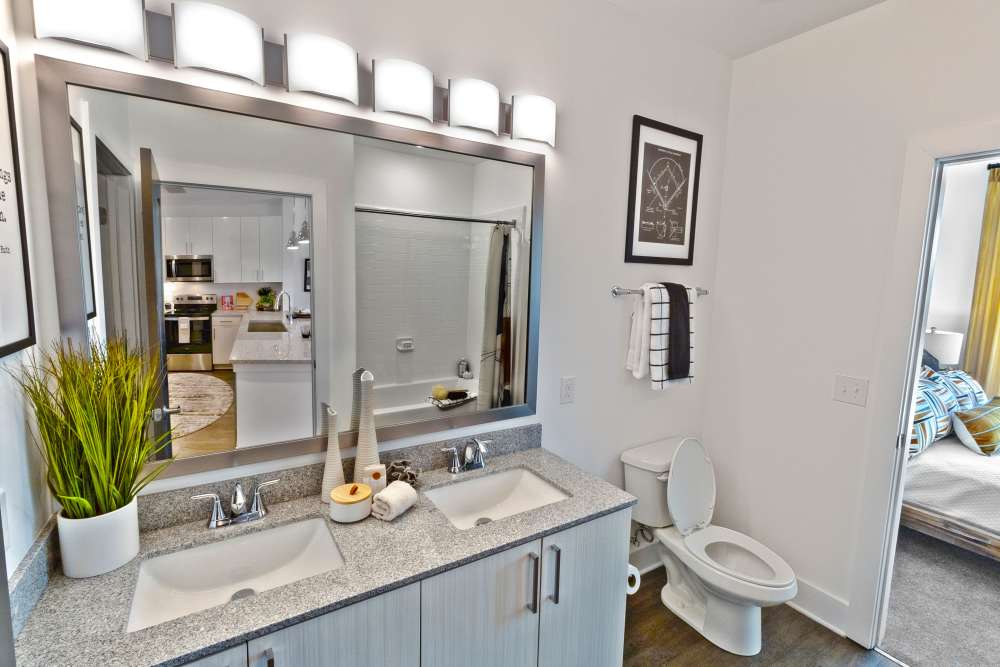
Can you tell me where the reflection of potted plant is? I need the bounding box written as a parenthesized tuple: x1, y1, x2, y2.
(256, 286, 276, 311)
(12, 339, 171, 578)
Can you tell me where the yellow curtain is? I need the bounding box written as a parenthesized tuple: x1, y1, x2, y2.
(964, 167, 1000, 397)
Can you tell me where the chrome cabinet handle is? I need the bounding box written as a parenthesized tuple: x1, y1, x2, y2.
(262, 647, 275, 667)
(527, 552, 541, 613)
(549, 545, 562, 604)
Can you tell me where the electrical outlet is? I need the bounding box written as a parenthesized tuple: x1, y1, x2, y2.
(560, 376, 576, 404)
(833, 374, 869, 407)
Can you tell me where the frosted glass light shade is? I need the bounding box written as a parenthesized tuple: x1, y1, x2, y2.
(285, 32, 358, 104)
(512, 94, 557, 147)
(172, 1, 264, 85)
(448, 78, 500, 135)
(373, 59, 434, 122)
(34, 0, 148, 60)
(925, 328, 964, 366)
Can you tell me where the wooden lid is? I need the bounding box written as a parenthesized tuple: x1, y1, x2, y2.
(331, 483, 372, 505)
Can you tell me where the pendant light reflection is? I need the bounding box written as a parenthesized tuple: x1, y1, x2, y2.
(286, 230, 299, 250)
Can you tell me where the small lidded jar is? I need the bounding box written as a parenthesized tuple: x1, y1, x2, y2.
(329, 483, 372, 523)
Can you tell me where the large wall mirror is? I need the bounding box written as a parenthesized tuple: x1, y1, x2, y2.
(37, 58, 543, 475)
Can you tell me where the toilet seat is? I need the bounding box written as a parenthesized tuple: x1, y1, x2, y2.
(683, 525, 795, 588)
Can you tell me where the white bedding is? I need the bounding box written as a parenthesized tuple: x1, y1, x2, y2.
(904, 435, 1000, 535)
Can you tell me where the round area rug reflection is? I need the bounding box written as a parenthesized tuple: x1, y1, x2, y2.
(166, 373, 235, 438)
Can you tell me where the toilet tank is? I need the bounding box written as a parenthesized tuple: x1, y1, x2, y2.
(620, 437, 688, 528)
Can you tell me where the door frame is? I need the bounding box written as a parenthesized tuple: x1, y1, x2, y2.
(847, 119, 1000, 647)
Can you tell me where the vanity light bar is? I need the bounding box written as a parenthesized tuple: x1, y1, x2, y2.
(172, 1, 265, 86)
(33, 0, 148, 60)
(29, 0, 557, 145)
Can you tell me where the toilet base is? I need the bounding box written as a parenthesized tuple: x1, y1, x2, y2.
(659, 547, 763, 656)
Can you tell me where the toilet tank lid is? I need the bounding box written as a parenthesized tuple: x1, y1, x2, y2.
(620, 436, 691, 473)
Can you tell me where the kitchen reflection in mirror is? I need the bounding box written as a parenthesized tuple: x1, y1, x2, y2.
(67, 85, 534, 460)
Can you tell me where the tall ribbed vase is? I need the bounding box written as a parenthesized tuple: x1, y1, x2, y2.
(354, 370, 380, 482)
(321, 407, 345, 503)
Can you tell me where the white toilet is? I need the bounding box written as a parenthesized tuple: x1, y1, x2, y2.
(621, 436, 797, 656)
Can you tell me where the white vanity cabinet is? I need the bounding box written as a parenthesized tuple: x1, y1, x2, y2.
(182, 645, 248, 667)
(421, 509, 630, 667)
(246, 583, 420, 667)
(212, 314, 242, 368)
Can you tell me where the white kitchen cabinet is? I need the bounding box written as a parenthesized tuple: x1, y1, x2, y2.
(246, 583, 419, 667)
(538, 510, 631, 667)
(240, 218, 261, 282)
(259, 216, 283, 282)
(188, 217, 214, 255)
(164, 217, 214, 256)
(212, 315, 242, 368)
(212, 217, 242, 282)
(163, 216, 189, 255)
(182, 644, 247, 667)
(421, 539, 542, 667)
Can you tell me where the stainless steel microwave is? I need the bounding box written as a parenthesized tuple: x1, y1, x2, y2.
(165, 255, 214, 282)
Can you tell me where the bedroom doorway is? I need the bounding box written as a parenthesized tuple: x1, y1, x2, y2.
(877, 151, 1000, 666)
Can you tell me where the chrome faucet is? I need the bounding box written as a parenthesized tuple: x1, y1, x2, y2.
(191, 479, 280, 529)
(275, 290, 293, 328)
(441, 438, 492, 475)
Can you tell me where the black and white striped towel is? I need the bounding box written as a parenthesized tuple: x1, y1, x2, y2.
(625, 284, 694, 390)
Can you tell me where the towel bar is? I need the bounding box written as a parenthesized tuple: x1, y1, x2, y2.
(611, 285, 709, 298)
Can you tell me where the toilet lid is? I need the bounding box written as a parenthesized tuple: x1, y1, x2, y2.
(666, 437, 716, 536)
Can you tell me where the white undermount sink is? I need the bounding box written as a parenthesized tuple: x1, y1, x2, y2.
(127, 518, 344, 632)
(424, 468, 570, 530)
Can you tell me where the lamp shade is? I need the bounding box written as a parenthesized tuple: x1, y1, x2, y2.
(285, 32, 358, 104)
(925, 328, 964, 366)
(511, 94, 556, 147)
(372, 58, 434, 122)
(448, 78, 500, 135)
(172, 1, 264, 85)
(34, 0, 148, 60)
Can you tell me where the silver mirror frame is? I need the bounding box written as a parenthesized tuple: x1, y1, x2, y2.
(34, 55, 544, 478)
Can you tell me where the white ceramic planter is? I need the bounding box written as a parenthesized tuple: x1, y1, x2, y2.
(57, 498, 139, 578)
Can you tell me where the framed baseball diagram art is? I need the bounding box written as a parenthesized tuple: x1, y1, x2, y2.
(624, 115, 703, 265)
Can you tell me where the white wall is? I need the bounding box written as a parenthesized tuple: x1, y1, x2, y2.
(926, 159, 989, 333)
(705, 0, 1000, 642)
(5, 0, 733, 574)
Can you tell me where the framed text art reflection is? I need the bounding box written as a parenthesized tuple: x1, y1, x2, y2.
(0, 40, 34, 357)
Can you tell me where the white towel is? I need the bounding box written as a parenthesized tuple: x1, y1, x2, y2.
(625, 283, 660, 379)
(372, 481, 418, 522)
(177, 317, 191, 344)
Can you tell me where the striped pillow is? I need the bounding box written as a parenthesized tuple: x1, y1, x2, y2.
(909, 385, 939, 458)
(953, 398, 1000, 456)
(940, 369, 988, 410)
(918, 377, 957, 439)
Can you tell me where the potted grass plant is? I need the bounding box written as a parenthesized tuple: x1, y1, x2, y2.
(12, 338, 172, 578)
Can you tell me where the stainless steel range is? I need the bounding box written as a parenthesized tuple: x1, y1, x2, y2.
(165, 294, 217, 371)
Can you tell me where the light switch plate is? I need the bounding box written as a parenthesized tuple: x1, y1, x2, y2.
(834, 374, 869, 407)
(560, 376, 576, 404)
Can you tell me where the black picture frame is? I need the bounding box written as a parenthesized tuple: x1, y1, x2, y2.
(624, 115, 703, 265)
(303, 257, 311, 293)
(0, 40, 35, 358)
(70, 118, 97, 320)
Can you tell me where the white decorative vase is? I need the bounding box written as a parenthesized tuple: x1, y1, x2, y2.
(354, 370, 380, 482)
(321, 407, 345, 503)
(57, 498, 139, 578)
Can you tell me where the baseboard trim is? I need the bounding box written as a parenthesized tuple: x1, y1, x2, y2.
(787, 576, 850, 637)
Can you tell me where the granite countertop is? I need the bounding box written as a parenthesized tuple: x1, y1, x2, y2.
(14, 448, 635, 667)
(228, 311, 312, 364)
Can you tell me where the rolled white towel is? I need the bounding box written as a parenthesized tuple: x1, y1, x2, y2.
(372, 481, 418, 521)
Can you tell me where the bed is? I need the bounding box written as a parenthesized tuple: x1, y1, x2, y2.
(902, 435, 1000, 560)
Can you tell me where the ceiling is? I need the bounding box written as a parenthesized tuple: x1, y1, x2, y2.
(607, 0, 885, 57)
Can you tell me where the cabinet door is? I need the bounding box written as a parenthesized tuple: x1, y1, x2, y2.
(240, 218, 260, 282)
(247, 583, 419, 667)
(212, 317, 241, 366)
(421, 539, 541, 667)
(183, 643, 247, 667)
(163, 217, 190, 255)
(258, 216, 283, 282)
(212, 217, 242, 282)
(188, 217, 214, 255)
(538, 510, 631, 667)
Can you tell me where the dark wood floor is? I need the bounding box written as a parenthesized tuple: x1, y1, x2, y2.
(624, 567, 896, 666)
